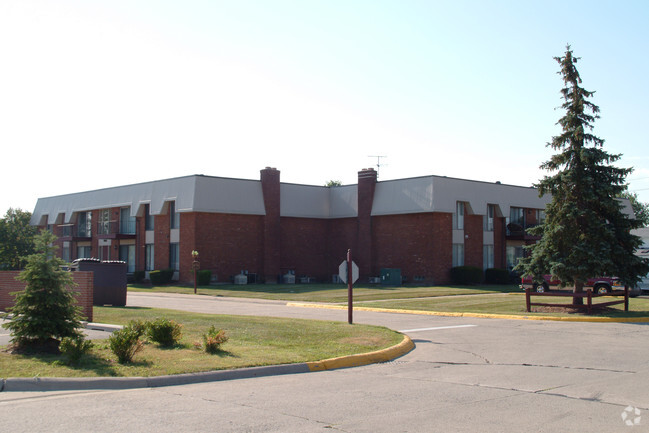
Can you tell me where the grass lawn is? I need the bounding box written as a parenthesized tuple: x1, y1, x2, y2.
(0, 306, 403, 378)
(128, 282, 519, 303)
(355, 293, 649, 318)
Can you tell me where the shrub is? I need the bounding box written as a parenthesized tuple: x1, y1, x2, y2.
(109, 326, 143, 364)
(126, 319, 149, 339)
(197, 270, 212, 285)
(59, 335, 93, 364)
(202, 325, 229, 354)
(132, 271, 145, 283)
(484, 268, 511, 284)
(450, 266, 484, 285)
(147, 318, 182, 347)
(149, 268, 175, 285)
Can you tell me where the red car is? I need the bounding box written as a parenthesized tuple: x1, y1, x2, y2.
(520, 275, 625, 294)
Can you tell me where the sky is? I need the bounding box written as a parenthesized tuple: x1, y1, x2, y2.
(1, 0, 648, 217)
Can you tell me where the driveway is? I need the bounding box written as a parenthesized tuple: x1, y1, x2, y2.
(1, 292, 648, 432)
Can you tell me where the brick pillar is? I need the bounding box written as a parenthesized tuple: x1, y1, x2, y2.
(261, 167, 281, 283)
(357, 168, 377, 279)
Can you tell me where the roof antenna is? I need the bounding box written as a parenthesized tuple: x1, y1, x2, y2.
(368, 155, 387, 178)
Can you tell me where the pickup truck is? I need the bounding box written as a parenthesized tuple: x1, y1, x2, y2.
(519, 275, 639, 296)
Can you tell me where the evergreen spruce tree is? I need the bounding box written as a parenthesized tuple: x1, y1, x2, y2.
(516, 46, 649, 305)
(3, 230, 82, 351)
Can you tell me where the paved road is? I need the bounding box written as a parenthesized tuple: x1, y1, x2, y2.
(2, 292, 649, 432)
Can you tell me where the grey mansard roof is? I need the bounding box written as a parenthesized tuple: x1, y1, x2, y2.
(31, 172, 633, 225)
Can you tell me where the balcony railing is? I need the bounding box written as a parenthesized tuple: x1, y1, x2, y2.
(506, 222, 541, 238)
(96, 221, 137, 237)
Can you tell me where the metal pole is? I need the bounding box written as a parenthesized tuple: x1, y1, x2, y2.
(347, 249, 353, 324)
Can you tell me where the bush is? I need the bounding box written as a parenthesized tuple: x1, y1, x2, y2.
(147, 318, 182, 347)
(484, 268, 511, 284)
(59, 335, 93, 364)
(126, 319, 149, 339)
(109, 326, 143, 364)
(132, 271, 145, 283)
(202, 325, 229, 354)
(197, 270, 212, 286)
(149, 268, 175, 285)
(450, 266, 483, 285)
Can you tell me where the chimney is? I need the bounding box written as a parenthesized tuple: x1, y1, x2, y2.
(260, 167, 281, 283)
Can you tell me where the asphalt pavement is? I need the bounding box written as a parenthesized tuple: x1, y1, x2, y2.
(1, 292, 649, 432)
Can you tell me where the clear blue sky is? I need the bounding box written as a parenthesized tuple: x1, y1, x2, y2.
(1, 1, 648, 216)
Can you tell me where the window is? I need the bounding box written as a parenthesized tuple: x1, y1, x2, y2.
(120, 207, 136, 234)
(169, 202, 180, 229)
(452, 244, 464, 267)
(62, 244, 71, 263)
(77, 212, 92, 237)
(537, 209, 546, 225)
(77, 245, 91, 259)
(61, 225, 72, 237)
(169, 243, 179, 271)
(119, 244, 136, 273)
(483, 245, 494, 269)
(454, 202, 465, 230)
(484, 204, 495, 231)
(509, 207, 525, 227)
(98, 209, 110, 235)
(506, 246, 525, 270)
(145, 244, 155, 271)
(145, 204, 155, 231)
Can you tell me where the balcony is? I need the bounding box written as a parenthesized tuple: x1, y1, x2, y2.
(96, 221, 137, 239)
(506, 222, 542, 240)
(58, 224, 92, 240)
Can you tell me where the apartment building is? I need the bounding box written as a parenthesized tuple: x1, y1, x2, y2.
(31, 167, 566, 284)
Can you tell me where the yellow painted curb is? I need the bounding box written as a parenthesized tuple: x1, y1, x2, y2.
(306, 334, 414, 372)
(286, 302, 649, 323)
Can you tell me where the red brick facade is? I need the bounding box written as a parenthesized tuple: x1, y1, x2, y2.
(0, 271, 94, 321)
(38, 168, 547, 286)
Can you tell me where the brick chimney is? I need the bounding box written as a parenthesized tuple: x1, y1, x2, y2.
(357, 168, 377, 278)
(260, 167, 281, 283)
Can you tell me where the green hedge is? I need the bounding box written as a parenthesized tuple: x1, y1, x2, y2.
(197, 270, 212, 285)
(484, 268, 511, 284)
(132, 271, 145, 284)
(149, 268, 175, 285)
(450, 266, 483, 285)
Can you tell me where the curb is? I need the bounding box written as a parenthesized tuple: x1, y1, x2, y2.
(286, 302, 649, 323)
(0, 335, 413, 392)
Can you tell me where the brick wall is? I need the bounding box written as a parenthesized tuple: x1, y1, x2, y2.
(372, 212, 453, 284)
(154, 210, 171, 271)
(280, 217, 329, 280)
(191, 212, 264, 283)
(0, 271, 94, 321)
(464, 214, 483, 269)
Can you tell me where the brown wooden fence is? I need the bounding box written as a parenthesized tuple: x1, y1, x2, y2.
(525, 287, 629, 314)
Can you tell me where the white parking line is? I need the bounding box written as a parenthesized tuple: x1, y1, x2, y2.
(399, 324, 477, 333)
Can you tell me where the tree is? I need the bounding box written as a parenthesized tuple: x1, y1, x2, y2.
(620, 191, 649, 227)
(0, 208, 37, 270)
(3, 230, 82, 352)
(325, 180, 342, 187)
(516, 46, 649, 305)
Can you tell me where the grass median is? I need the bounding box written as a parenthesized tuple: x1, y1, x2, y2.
(0, 306, 403, 378)
(354, 293, 649, 318)
(128, 283, 518, 303)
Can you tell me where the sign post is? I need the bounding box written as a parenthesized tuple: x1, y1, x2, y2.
(347, 249, 353, 324)
(338, 250, 359, 324)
